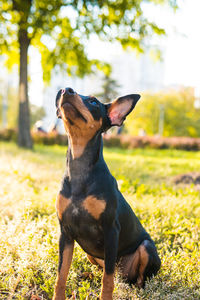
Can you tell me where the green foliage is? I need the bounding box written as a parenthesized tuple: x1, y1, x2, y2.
(0, 0, 178, 82)
(0, 142, 200, 299)
(0, 0, 180, 148)
(125, 88, 200, 137)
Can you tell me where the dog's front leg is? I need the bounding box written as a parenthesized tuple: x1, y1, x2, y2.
(53, 232, 74, 300)
(100, 224, 119, 300)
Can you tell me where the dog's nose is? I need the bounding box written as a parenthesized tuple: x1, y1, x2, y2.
(63, 87, 76, 95)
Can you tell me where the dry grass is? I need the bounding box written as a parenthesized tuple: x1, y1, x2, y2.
(0, 142, 200, 299)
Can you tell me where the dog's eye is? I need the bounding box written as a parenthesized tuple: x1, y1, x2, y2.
(90, 100, 98, 106)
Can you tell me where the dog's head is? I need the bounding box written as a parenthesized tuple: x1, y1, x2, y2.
(55, 87, 140, 157)
(56, 87, 140, 130)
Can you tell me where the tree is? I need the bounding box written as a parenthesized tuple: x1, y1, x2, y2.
(0, 0, 178, 148)
(0, 85, 45, 129)
(96, 74, 121, 103)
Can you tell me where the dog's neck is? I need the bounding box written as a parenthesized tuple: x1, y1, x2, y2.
(66, 132, 104, 182)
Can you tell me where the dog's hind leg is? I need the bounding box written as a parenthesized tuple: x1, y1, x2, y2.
(53, 233, 74, 300)
(119, 240, 161, 288)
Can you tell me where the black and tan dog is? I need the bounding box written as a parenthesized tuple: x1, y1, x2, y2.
(53, 88, 161, 300)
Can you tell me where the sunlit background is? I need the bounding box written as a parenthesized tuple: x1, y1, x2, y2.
(0, 0, 200, 135)
(1, 1, 200, 299)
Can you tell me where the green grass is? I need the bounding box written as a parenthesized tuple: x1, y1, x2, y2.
(0, 141, 200, 299)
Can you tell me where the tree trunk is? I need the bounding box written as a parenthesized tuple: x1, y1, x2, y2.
(18, 28, 33, 149)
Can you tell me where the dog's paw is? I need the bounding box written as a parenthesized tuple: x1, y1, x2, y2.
(31, 295, 41, 300)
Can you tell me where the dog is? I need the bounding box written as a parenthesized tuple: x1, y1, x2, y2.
(53, 87, 161, 300)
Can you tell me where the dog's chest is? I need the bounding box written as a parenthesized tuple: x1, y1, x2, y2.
(57, 193, 105, 256)
(57, 193, 106, 220)
(57, 192, 105, 231)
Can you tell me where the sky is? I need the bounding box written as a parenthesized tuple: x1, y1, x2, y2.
(160, 0, 200, 88)
(29, 0, 200, 105)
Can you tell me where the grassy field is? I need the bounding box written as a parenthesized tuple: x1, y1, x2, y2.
(0, 141, 200, 300)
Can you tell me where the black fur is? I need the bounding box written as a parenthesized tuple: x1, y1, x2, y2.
(55, 88, 161, 287)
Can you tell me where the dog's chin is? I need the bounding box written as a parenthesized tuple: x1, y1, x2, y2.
(62, 102, 77, 117)
(62, 102, 88, 124)
(61, 101, 74, 109)
(62, 104, 87, 127)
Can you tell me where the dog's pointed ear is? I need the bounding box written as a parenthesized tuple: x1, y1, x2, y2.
(106, 94, 140, 126)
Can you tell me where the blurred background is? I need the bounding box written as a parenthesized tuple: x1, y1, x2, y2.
(0, 0, 200, 147)
(1, 2, 200, 299)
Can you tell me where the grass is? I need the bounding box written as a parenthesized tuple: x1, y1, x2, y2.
(0, 141, 200, 300)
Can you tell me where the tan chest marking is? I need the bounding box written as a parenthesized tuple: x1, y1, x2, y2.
(82, 195, 106, 220)
(56, 193, 71, 220)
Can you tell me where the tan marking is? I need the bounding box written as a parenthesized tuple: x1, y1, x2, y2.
(130, 250, 140, 279)
(82, 196, 106, 220)
(53, 242, 74, 300)
(87, 255, 104, 268)
(137, 244, 149, 288)
(119, 243, 149, 286)
(60, 94, 102, 159)
(95, 258, 104, 268)
(87, 254, 98, 265)
(100, 271, 114, 300)
(56, 194, 71, 220)
(119, 249, 140, 280)
(68, 119, 102, 159)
